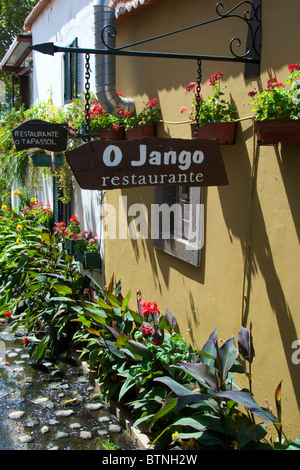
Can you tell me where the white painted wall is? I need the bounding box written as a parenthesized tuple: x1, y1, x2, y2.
(30, 0, 104, 283)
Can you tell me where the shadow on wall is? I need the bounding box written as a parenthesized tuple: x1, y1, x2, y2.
(218, 126, 300, 411)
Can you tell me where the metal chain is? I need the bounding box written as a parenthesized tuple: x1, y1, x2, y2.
(85, 53, 91, 141)
(194, 58, 202, 137)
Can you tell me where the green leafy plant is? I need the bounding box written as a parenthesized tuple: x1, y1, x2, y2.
(182, 71, 236, 125)
(142, 324, 299, 450)
(74, 230, 99, 252)
(122, 98, 161, 130)
(248, 63, 300, 120)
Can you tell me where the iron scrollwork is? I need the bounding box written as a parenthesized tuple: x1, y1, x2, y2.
(100, 0, 261, 69)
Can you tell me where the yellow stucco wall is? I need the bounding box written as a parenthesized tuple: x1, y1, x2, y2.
(103, 0, 300, 438)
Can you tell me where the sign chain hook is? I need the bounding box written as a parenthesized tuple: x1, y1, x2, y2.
(194, 58, 202, 137)
(85, 53, 91, 141)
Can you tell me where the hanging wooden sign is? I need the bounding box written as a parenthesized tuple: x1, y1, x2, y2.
(66, 137, 228, 190)
(12, 119, 68, 152)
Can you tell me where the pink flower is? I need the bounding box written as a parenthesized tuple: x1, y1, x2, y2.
(180, 106, 187, 114)
(185, 82, 196, 94)
(147, 98, 159, 108)
(113, 123, 120, 131)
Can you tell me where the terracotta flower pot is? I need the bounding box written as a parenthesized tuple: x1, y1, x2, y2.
(191, 122, 236, 144)
(125, 125, 155, 140)
(255, 119, 300, 145)
(100, 127, 125, 140)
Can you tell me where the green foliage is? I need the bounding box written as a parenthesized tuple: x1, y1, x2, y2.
(123, 98, 161, 130)
(248, 64, 300, 120)
(0, 0, 39, 106)
(183, 71, 236, 125)
(0, 210, 298, 450)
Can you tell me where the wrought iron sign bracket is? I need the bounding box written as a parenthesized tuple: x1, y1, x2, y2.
(30, 1, 261, 73)
(30, 1, 261, 140)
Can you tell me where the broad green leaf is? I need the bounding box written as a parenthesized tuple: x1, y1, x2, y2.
(52, 284, 73, 295)
(214, 390, 277, 423)
(218, 336, 239, 382)
(149, 398, 177, 430)
(126, 340, 153, 359)
(238, 324, 255, 363)
(178, 361, 217, 390)
(200, 328, 218, 366)
(118, 378, 136, 401)
(154, 376, 193, 396)
(121, 291, 131, 311)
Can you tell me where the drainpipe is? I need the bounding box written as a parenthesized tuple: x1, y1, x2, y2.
(93, 0, 136, 116)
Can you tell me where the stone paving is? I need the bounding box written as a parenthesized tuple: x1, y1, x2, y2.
(0, 320, 139, 451)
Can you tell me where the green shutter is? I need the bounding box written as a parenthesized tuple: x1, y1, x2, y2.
(64, 38, 81, 104)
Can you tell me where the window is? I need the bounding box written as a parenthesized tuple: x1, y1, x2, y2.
(153, 186, 203, 267)
(64, 38, 82, 104)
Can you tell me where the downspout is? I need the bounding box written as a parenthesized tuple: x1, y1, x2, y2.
(93, 0, 136, 116)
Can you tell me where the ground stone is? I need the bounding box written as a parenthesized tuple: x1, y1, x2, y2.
(79, 430, 93, 440)
(19, 434, 34, 443)
(41, 425, 50, 434)
(55, 409, 75, 417)
(55, 431, 70, 439)
(109, 424, 122, 433)
(8, 411, 25, 420)
(85, 403, 103, 411)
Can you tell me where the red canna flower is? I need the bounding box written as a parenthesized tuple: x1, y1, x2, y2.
(5, 311, 12, 318)
(23, 337, 29, 345)
(140, 300, 160, 316)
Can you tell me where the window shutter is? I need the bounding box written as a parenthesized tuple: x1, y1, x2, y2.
(64, 38, 81, 104)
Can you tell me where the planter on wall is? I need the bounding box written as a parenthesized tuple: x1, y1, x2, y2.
(191, 122, 236, 144)
(31, 154, 64, 167)
(63, 238, 77, 255)
(75, 247, 101, 270)
(125, 125, 155, 140)
(100, 127, 125, 141)
(255, 119, 300, 145)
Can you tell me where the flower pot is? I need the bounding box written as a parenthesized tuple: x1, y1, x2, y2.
(255, 119, 300, 145)
(75, 247, 101, 269)
(100, 127, 125, 140)
(125, 125, 155, 140)
(191, 122, 236, 144)
(31, 154, 64, 167)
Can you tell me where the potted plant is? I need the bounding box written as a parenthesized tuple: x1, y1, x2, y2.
(248, 64, 300, 145)
(182, 71, 237, 144)
(74, 230, 101, 269)
(54, 214, 81, 254)
(123, 98, 161, 140)
(89, 100, 125, 140)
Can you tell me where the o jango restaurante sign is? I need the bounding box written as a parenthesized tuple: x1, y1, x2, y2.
(66, 137, 228, 190)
